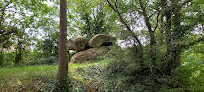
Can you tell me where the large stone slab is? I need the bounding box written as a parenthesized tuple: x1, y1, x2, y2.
(70, 46, 109, 64)
(88, 34, 116, 48)
(66, 37, 88, 51)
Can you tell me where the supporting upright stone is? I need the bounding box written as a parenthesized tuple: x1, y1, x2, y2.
(70, 46, 109, 64)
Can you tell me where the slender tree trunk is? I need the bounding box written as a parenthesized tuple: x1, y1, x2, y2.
(15, 40, 22, 65)
(139, 0, 156, 66)
(0, 51, 4, 66)
(57, 0, 68, 88)
(159, 14, 165, 45)
(162, 0, 174, 75)
(163, 0, 183, 75)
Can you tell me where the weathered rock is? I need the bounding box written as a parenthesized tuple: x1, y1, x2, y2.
(66, 37, 88, 51)
(70, 46, 109, 64)
(88, 34, 116, 48)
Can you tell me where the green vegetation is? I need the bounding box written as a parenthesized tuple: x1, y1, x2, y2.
(0, 65, 57, 91)
(1, 44, 204, 91)
(0, 0, 204, 91)
(0, 60, 108, 91)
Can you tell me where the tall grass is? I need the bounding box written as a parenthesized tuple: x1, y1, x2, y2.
(0, 65, 58, 83)
(0, 59, 110, 91)
(0, 59, 109, 83)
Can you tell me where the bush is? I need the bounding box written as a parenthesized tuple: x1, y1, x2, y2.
(31, 75, 70, 92)
(97, 45, 160, 91)
(174, 52, 204, 91)
(26, 56, 58, 66)
(2, 52, 15, 66)
(160, 47, 204, 91)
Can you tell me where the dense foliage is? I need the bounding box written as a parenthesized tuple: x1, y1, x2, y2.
(0, 0, 204, 91)
(0, 0, 59, 66)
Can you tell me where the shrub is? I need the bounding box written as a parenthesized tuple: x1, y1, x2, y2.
(160, 47, 204, 91)
(31, 75, 70, 92)
(26, 56, 58, 66)
(174, 52, 204, 91)
(97, 45, 160, 91)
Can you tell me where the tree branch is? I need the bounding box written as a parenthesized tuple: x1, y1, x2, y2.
(184, 36, 204, 48)
(153, 9, 162, 32)
(106, 0, 117, 13)
(139, 0, 157, 66)
(139, 0, 153, 32)
(148, 13, 155, 19)
(135, 8, 143, 13)
(107, 0, 142, 46)
(115, 0, 118, 9)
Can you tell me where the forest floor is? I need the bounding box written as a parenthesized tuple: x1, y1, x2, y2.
(0, 65, 58, 91)
(0, 60, 109, 92)
(0, 55, 204, 92)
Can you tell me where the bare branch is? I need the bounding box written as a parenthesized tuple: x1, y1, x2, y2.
(139, 0, 153, 32)
(148, 9, 159, 19)
(148, 13, 154, 19)
(107, 0, 142, 46)
(134, 7, 143, 13)
(115, 0, 118, 9)
(92, 8, 96, 21)
(144, 1, 148, 9)
(153, 9, 162, 32)
(107, 0, 117, 13)
(184, 36, 204, 48)
(139, 0, 157, 65)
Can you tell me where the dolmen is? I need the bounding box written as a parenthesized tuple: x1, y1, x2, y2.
(66, 34, 116, 64)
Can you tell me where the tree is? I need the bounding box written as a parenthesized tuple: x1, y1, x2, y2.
(106, 0, 204, 79)
(80, 4, 110, 39)
(57, 0, 69, 88)
(0, 0, 58, 65)
(65, 0, 112, 38)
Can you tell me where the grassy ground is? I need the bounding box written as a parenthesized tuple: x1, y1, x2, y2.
(0, 65, 58, 80)
(1, 56, 204, 92)
(0, 60, 109, 92)
(0, 65, 58, 91)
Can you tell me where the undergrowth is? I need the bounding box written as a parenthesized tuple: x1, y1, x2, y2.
(0, 45, 203, 92)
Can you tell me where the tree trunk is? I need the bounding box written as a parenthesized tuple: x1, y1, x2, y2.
(139, 0, 157, 66)
(15, 40, 22, 65)
(159, 14, 165, 45)
(0, 52, 4, 66)
(57, 0, 68, 88)
(162, 0, 183, 75)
